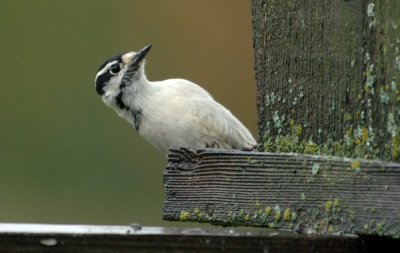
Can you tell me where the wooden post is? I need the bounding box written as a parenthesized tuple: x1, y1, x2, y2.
(252, 0, 400, 161)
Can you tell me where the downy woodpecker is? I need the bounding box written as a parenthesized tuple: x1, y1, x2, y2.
(95, 45, 256, 156)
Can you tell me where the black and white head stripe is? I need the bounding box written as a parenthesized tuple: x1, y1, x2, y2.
(95, 53, 125, 96)
(95, 46, 151, 96)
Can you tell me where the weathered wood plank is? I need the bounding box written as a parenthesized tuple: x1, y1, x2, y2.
(252, 0, 400, 161)
(163, 148, 400, 238)
(1, 223, 391, 253)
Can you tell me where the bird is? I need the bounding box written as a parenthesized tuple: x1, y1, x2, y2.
(95, 44, 256, 156)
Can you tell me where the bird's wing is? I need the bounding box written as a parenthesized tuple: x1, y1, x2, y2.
(148, 79, 256, 150)
(190, 97, 256, 149)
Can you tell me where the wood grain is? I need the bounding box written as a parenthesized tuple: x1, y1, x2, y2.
(252, 0, 400, 161)
(163, 148, 400, 238)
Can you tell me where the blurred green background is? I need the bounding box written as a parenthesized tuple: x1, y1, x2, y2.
(0, 0, 256, 226)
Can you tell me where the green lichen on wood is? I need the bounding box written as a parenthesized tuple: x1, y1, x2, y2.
(325, 200, 333, 213)
(392, 127, 400, 160)
(283, 208, 292, 222)
(193, 207, 203, 220)
(179, 208, 210, 222)
(274, 209, 281, 222)
(256, 1, 400, 162)
(175, 197, 400, 237)
(179, 211, 190, 222)
(351, 160, 361, 172)
(261, 119, 380, 159)
(265, 206, 272, 216)
(311, 163, 320, 176)
(261, 113, 400, 160)
(334, 198, 341, 211)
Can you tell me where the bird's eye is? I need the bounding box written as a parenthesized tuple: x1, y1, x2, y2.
(109, 64, 121, 75)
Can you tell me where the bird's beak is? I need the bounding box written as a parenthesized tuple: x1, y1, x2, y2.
(131, 44, 152, 66)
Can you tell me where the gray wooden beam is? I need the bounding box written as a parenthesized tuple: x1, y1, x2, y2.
(163, 148, 400, 238)
(0, 223, 398, 253)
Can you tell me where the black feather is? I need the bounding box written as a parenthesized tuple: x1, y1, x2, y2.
(115, 91, 142, 131)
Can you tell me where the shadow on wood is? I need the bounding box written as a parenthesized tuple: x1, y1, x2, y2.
(163, 148, 400, 238)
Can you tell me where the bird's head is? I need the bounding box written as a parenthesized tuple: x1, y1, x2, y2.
(95, 44, 152, 97)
